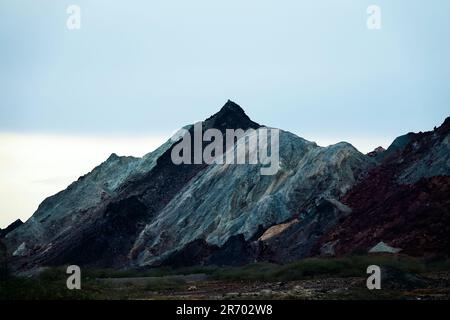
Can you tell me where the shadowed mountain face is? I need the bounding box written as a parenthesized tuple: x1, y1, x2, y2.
(0, 240, 6, 280)
(0, 219, 23, 239)
(3, 101, 449, 273)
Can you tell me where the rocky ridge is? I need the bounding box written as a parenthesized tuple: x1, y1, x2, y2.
(3, 101, 449, 272)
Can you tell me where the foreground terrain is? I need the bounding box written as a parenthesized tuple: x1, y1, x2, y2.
(1, 255, 449, 300)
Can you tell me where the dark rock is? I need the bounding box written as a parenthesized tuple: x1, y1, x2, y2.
(317, 116, 450, 258)
(380, 266, 429, 290)
(256, 198, 352, 263)
(5, 101, 448, 273)
(0, 240, 7, 280)
(0, 219, 23, 239)
(209, 234, 256, 266)
(5, 101, 262, 272)
(161, 234, 256, 267)
(161, 239, 218, 268)
(367, 146, 386, 158)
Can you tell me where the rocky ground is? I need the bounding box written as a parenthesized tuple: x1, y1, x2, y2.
(2, 255, 449, 300)
(93, 271, 450, 300)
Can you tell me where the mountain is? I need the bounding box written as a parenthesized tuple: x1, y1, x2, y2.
(0, 219, 23, 239)
(3, 101, 449, 273)
(4, 101, 260, 269)
(3, 101, 374, 272)
(316, 117, 450, 258)
(131, 134, 372, 267)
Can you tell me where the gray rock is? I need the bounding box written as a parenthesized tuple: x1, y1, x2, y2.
(369, 241, 401, 254)
(259, 289, 273, 296)
(398, 134, 450, 184)
(4, 101, 375, 272)
(130, 130, 373, 266)
(320, 240, 339, 256)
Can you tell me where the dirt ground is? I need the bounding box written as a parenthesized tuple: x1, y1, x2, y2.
(97, 271, 450, 300)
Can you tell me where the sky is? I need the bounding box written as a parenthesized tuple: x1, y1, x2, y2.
(1, 0, 450, 227)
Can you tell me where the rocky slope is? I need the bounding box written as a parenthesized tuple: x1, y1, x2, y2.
(316, 117, 450, 258)
(161, 116, 450, 266)
(2, 101, 258, 270)
(4, 101, 448, 272)
(130, 132, 372, 267)
(0, 219, 23, 239)
(4, 101, 375, 272)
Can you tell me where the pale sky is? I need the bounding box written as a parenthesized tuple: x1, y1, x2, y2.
(1, 0, 450, 227)
(0, 133, 166, 227)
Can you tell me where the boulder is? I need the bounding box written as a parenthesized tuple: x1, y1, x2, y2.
(369, 241, 402, 254)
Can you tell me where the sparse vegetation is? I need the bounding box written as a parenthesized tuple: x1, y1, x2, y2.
(144, 277, 186, 291)
(0, 255, 448, 300)
(210, 255, 428, 281)
(0, 267, 101, 300)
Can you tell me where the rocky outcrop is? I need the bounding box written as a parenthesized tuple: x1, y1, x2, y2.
(256, 198, 353, 263)
(259, 219, 299, 242)
(161, 235, 258, 268)
(367, 146, 386, 158)
(316, 117, 450, 258)
(317, 175, 450, 258)
(129, 131, 373, 267)
(369, 242, 402, 254)
(0, 219, 23, 239)
(396, 118, 450, 184)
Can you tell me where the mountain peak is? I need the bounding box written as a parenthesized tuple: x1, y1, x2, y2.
(220, 99, 245, 114)
(107, 153, 119, 161)
(0, 219, 23, 238)
(437, 116, 450, 135)
(203, 100, 260, 130)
